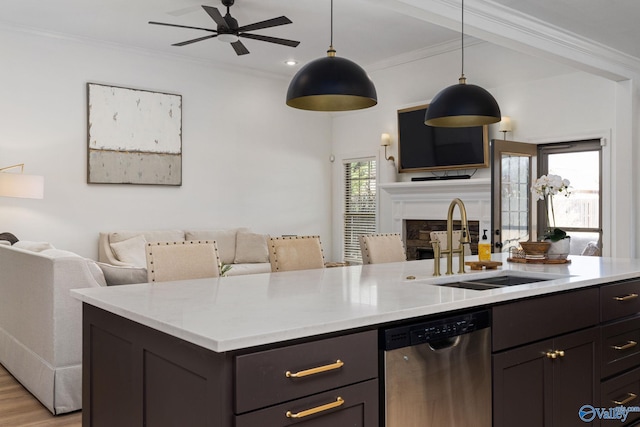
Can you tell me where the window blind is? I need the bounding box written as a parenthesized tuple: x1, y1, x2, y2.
(344, 159, 377, 263)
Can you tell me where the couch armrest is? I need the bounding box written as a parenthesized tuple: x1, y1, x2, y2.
(0, 246, 104, 366)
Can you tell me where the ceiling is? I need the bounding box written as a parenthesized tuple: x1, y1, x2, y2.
(3, 0, 640, 79)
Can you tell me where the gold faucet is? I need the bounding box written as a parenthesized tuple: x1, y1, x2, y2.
(432, 198, 471, 275)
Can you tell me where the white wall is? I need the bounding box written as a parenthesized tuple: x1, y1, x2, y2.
(1, 27, 333, 259)
(2, 27, 633, 262)
(331, 42, 621, 259)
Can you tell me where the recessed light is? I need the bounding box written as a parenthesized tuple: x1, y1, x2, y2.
(285, 60, 298, 66)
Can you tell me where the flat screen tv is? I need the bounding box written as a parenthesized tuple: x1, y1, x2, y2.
(397, 104, 489, 173)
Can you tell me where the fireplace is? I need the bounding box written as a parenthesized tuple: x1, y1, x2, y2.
(405, 219, 480, 260)
(380, 178, 492, 260)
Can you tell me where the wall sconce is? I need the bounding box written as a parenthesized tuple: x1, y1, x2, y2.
(381, 133, 395, 162)
(498, 116, 512, 139)
(0, 164, 44, 199)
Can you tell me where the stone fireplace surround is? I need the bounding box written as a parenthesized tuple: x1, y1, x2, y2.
(380, 178, 492, 261)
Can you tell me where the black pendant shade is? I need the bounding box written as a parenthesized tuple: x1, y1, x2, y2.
(424, 0, 500, 128)
(425, 76, 501, 127)
(286, 48, 377, 112)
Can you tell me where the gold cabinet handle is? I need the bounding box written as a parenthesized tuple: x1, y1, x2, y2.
(285, 360, 344, 378)
(546, 350, 566, 359)
(286, 397, 344, 418)
(613, 392, 638, 406)
(614, 293, 639, 301)
(612, 340, 638, 351)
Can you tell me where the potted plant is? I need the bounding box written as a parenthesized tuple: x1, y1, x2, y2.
(219, 262, 232, 277)
(531, 174, 572, 259)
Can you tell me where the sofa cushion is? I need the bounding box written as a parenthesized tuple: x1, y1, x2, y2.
(110, 234, 148, 268)
(97, 262, 147, 286)
(109, 230, 185, 245)
(13, 241, 55, 252)
(226, 263, 271, 276)
(234, 231, 270, 263)
(185, 229, 244, 264)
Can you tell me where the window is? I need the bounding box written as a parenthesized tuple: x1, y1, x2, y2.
(344, 159, 377, 263)
(538, 140, 602, 255)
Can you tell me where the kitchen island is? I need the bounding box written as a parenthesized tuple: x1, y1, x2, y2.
(72, 254, 640, 426)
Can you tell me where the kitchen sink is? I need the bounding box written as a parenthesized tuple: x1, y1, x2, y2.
(437, 275, 554, 291)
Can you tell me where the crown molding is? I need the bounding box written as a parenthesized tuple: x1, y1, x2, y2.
(381, 0, 640, 81)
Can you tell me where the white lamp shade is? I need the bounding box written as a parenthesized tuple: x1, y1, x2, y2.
(381, 133, 391, 146)
(498, 116, 512, 132)
(0, 173, 44, 199)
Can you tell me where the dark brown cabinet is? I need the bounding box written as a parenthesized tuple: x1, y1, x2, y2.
(234, 330, 378, 426)
(492, 288, 601, 427)
(82, 304, 378, 427)
(235, 380, 379, 427)
(493, 327, 600, 427)
(600, 279, 640, 426)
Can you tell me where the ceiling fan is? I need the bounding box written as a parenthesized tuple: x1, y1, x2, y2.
(149, 0, 300, 55)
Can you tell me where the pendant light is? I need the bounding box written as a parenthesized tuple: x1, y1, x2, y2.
(425, 0, 500, 127)
(286, 0, 377, 112)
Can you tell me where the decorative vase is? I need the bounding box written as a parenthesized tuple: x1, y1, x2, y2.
(545, 237, 571, 260)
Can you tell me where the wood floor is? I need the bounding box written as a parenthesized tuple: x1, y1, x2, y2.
(0, 364, 81, 426)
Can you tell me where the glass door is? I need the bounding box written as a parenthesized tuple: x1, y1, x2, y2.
(491, 140, 537, 253)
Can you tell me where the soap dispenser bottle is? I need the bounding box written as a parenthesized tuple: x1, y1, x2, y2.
(478, 229, 491, 261)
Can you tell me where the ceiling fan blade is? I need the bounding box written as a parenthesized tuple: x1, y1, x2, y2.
(237, 16, 292, 32)
(172, 34, 218, 46)
(231, 40, 250, 55)
(239, 33, 300, 48)
(202, 5, 229, 30)
(149, 21, 217, 33)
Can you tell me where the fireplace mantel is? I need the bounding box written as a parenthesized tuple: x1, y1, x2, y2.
(380, 178, 492, 237)
(379, 178, 491, 199)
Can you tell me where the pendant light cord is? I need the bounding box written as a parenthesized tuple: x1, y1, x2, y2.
(461, 0, 465, 79)
(330, 0, 334, 48)
(327, 0, 336, 56)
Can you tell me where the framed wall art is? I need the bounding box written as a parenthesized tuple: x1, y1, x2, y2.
(87, 83, 182, 185)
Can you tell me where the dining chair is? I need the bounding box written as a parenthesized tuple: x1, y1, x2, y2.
(269, 236, 325, 272)
(359, 233, 406, 264)
(146, 240, 221, 283)
(430, 231, 472, 256)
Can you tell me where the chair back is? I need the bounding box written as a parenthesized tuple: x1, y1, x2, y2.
(430, 231, 472, 255)
(359, 234, 406, 264)
(269, 236, 325, 272)
(146, 240, 220, 283)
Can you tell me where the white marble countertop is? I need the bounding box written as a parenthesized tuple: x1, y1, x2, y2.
(72, 254, 640, 353)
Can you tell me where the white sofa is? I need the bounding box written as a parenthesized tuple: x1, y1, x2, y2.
(98, 228, 271, 282)
(0, 242, 106, 414)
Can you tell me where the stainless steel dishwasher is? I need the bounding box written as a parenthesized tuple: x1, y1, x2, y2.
(382, 309, 491, 427)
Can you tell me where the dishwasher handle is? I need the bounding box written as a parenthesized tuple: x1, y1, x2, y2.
(428, 336, 461, 351)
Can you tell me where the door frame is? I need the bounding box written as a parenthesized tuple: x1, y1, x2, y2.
(491, 139, 538, 252)
(536, 140, 603, 253)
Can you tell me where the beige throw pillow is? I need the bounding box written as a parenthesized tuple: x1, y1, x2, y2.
(234, 232, 269, 264)
(97, 262, 148, 286)
(110, 234, 147, 268)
